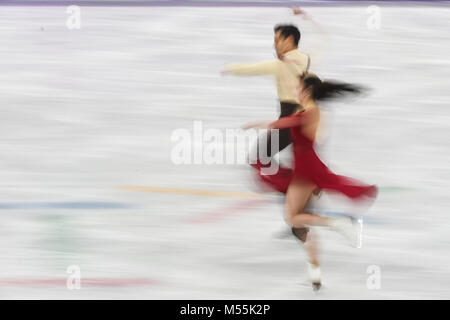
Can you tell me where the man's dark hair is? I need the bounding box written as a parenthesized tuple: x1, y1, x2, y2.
(274, 24, 301, 46)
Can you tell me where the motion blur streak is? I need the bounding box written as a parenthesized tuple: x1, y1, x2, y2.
(0, 1, 449, 299)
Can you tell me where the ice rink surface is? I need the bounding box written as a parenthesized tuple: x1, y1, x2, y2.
(0, 2, 449, 299)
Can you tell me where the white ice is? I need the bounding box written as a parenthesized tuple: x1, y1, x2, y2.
(0, 3, 449, 299)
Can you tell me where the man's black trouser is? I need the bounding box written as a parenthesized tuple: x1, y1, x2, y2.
(256, 101, 299, 159)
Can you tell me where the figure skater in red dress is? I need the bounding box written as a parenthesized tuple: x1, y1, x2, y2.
(243, 73, 377, 290)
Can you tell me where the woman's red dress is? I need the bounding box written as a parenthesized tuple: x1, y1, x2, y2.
(252, 110, 377, 200)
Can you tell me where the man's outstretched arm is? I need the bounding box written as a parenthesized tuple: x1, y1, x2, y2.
(291, 6, 330, 68)
(222, 60, 278, 76)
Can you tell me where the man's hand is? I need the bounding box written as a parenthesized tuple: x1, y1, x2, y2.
(291, 6, 312, 20)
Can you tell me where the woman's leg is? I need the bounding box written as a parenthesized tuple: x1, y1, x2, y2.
(285, 179, 324, 288)
(285, 179, 330, 229)
(287, 179, 359, 246)
(285, 181, 321, 257)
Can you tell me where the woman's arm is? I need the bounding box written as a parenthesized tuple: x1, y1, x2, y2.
(243, 114, 305, 130)
(242, 120, 273, 130)
(243, 111, 313, 131)
(269, 113, 306, 130)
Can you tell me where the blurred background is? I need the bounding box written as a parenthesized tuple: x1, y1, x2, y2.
(0, 0, 449, 299)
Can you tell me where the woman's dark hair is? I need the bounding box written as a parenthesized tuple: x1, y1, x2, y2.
(300, 74, 365, 101)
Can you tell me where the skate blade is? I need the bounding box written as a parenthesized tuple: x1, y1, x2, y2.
(312, 282, 322, 291)
(297, 280, 325, 292)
